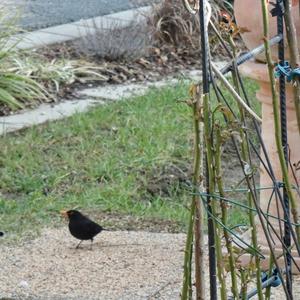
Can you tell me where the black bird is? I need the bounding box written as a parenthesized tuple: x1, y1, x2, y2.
(0, 231, 4, 237)
(61, 210, 104, 249)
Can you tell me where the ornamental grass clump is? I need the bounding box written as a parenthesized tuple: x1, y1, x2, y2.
(0, 6, 47, 111)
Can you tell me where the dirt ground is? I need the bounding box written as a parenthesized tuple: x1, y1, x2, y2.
(1, 228, 300, 300)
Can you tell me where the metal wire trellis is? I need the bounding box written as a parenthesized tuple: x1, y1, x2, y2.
(181, 0, 300, 299)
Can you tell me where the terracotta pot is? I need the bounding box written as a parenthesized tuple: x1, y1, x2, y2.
(234, 0, 300, 62)
(234, 0, 300, 273)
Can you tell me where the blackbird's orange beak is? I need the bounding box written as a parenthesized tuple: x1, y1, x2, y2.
(60, 210, 69, 219)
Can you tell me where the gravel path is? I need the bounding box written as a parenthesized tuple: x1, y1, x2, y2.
(0, 229, 185, 299)
(1, 228, 300, 299)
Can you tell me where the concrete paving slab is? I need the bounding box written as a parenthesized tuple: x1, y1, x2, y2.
(78, 83, 149, 100)
(76, 72, 208, 102)
(76, 64, 227, 102)
(0, 99, 104, 135)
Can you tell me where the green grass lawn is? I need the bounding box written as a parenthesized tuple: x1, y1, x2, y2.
(0, 79, 260, 240)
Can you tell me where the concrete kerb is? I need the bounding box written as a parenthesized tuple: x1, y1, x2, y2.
(0, 99, 104, 135)
(8, 6, 152, 50)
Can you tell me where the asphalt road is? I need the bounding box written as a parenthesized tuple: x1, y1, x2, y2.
(6, 0, 155, 29)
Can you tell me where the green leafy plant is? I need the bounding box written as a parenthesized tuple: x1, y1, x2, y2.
(0, 6, 47, 110)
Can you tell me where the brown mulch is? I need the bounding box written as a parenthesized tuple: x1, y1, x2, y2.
(38, 42, 207, 85)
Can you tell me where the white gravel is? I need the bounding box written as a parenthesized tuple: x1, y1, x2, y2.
(0, 228, 299, 299)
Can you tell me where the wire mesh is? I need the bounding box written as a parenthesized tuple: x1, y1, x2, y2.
(181, 0, 300, 299)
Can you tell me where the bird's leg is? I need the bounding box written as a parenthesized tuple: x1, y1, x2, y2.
(90, 238, 93, 250)
(75, 240, 83, 249)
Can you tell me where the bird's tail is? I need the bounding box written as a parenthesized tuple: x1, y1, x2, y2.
(102, 228, 112, 231)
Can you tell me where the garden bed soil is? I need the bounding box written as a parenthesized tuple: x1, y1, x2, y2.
(0, 39, 227, 117)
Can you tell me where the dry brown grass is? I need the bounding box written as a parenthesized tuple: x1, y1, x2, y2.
(146, 0, 233, 55)
(147, 0, 201, 49)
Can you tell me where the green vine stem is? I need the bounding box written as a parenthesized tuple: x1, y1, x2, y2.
(210, 62, 262, 123)
(237, 109, 263, 300)
(203, 91, 227, 300)
(192, 85, 206, 300)
(265, 253, 274, 300)
(283, 0, 300, 134)
(181, 84, 206, 300)
(260, 0, 300, 242)
(228, 36, 263, 299)
(215, 125, 238, 299)
(181, 177, 195, 300)
(240, 268, 248, 300)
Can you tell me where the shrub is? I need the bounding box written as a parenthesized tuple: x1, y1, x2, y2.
(146, 0, 234, 51)
(74, 18, 151, 62)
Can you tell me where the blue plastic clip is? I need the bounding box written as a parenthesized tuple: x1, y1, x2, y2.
(261, 272, 268, 283)
(271, 269, 282, 287)
(275, 61, 300, 82)
(271, 275, 282, 287)
(261, 269, 282, 288)
(269, 1, 285, 17)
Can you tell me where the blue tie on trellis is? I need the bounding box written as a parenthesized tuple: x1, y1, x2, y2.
(275, 61, 300, 82)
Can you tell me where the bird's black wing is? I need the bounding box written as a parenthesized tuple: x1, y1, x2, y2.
(83, 218, 103, 236)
